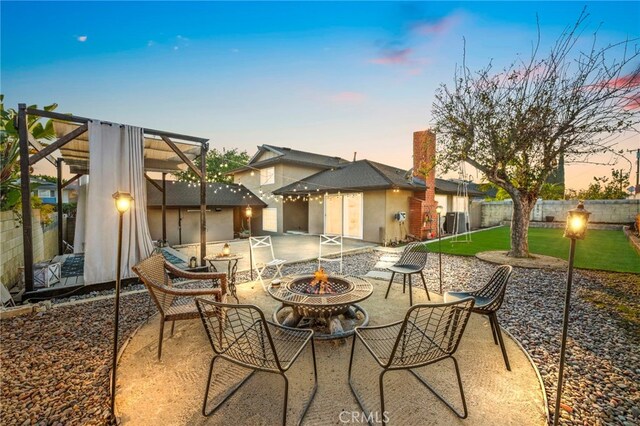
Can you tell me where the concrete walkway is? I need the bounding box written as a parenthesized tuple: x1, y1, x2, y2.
(115, 279, 547, 425)
(173, 235, 376, 273)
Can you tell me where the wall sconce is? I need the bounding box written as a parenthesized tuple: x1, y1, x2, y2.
(245, 205, 253, 218)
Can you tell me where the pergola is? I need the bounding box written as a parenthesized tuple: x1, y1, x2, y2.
(17, 103, 210, 296)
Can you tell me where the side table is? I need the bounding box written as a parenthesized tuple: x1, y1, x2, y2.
(203, 254, 243, 303)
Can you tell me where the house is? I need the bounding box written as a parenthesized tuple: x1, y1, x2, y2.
(229, 132, 485, 243)
(145, 180, 266, 245)
(31, 180, 78, 205)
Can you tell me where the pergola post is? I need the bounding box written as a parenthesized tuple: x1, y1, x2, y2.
(57, 158, 64, 255)
(162, 172, 167, 243)
(200, 144, 208, 265)
(18, 104, 34, 293)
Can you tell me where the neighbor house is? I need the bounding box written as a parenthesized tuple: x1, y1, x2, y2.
(31, 180, 78, 205)
(229, 131, 484, 244)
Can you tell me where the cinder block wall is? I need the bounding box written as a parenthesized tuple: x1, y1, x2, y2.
(1, 210, 58, 290)
(480, 199, 640, 227)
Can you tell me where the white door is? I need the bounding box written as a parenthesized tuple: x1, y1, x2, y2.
(324, 193, 363, 239)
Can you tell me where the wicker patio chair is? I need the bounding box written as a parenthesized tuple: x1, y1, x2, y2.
(196, 298, 318, 426)
(132, 253, 227, 360)
(384, 241, 431, 305)
(348, 298, 475, 424)
(444, 264, 513, 370)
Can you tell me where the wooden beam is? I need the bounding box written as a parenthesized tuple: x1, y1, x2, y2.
(200, 145, 208, 266)
(162, 173, 167, 243)
(25, 108, 209, 144)
(29, 123, 88, 165)
(28, 134, 57, 167)
(57, 159, 64, 255)
(144, 173, 163, 192)
(160, 136, 202, 179)
(18, 104, 34, 293)
(61, 174, 83, 189)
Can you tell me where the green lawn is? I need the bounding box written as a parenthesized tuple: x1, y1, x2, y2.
(429, 226, 640, 273)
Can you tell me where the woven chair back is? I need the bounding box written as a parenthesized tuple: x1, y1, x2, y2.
(390, 298, 474, 367)
(397, 242, 429, 268)
(196, 298, 282, 372)
(473, 265, 513, 313)
(132, 254, 176, 315)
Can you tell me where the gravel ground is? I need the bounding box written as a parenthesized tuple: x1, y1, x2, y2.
(1, 251, 638, 425)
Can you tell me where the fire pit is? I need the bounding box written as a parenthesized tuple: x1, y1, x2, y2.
(268, 273, 373, 339)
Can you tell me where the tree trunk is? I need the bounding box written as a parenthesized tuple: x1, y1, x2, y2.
(508, 194, 537, 258)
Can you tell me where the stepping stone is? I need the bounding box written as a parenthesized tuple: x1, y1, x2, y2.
(380, 255, 401, 262)
(364, 271, 393, 280)
(374, 261, 396, 269)
(374, 246, 404, 254)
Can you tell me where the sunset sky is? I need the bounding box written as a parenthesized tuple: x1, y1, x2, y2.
(2, 1, 638, 191)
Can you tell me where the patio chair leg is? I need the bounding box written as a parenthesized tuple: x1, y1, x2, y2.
(419, 271, 430, 301)
(281, 373, 289, 426)
(408, 274, 413, 306)
(402, 275, 406, 294)
(491, 313, 511, 371)
(157, 320, 165, 360)
(408, 356, 468, 419)
(170, 321, 176, 337)
(202, 356, 257, 417)
(385, 272, 396, 299)
(379, 369, 389, 425)
(297, 338, 318, 424)
(488, 315, 499, 345)
(348, 335, 378, 426)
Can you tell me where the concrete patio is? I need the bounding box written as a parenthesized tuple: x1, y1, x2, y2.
(115, 277, 547, 425)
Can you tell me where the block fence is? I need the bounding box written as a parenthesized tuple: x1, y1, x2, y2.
(1, 210, 58, 290)
(480, 199, 640, 228)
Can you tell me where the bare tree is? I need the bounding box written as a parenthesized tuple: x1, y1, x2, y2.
(432, 10, 640, 257)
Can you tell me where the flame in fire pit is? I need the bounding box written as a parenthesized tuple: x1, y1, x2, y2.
(304, 268, 336, 295)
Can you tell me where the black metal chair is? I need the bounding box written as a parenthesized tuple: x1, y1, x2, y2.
(196, 297, 318, 426)
(384, 242, 431, 305)
(348, 298, 475, 424)
(444, 264, 513, 370)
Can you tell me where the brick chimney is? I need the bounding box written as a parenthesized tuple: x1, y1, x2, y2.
(408, 130, 438, 239)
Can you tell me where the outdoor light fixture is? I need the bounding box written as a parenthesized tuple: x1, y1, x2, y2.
(553, 201, 590, 425)
(110, 191, 133, 416)
(222, 242, 231, 256)
(435, 204, 443, 294)
(245, 205, 253, 218)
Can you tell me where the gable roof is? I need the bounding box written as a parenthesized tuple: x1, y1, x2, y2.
(273, 160, 486, 197)
(229, 144, 350, 174)
(146, 180, 267, 208)
(273, 160, 423, 194)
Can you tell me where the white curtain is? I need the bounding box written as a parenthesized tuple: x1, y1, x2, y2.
(73, 176, 89, 254)
(83, 121, 154, 284)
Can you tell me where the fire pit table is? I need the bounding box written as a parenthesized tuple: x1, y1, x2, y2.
(267, 274, 373, 340)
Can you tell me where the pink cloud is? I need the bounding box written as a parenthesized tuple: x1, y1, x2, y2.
(370, 48, 413, 65)
(412, 14, 461, 36)
(597, 72, 640, 89)
(328, 91, 367, 104)
(623, 93, 640, 110)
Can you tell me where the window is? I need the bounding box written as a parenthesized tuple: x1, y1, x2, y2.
(260, 167, 275, 185)
(38, 189, 55, 198)
(262, 208, 277, 232)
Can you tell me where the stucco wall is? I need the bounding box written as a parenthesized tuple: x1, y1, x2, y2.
(308, 200, 324, 234)
(1, 210, 58, 289)
(384, 190, 412, 243)
(481, 199, 640, 227)
(147, 208, 234, 245)
(363, 190, 386, 243)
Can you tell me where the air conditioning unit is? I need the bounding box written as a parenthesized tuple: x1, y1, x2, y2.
(445, 212, 468, 234)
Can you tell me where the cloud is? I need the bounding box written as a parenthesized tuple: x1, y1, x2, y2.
(328, 91, 367, 104)
(77, 35, 87, 42)
(411, 14, 462, 36)
(370, 48, 413, 65)
(147, 40, 155, 47)
(597, 71, 640, 89)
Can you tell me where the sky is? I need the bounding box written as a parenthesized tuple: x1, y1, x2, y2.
(2, 1, 639, 191)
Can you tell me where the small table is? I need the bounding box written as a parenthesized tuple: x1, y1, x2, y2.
(203, 254, 243, 303)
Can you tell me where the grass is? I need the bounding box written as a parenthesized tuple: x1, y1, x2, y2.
(428, 226, 640, 273)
